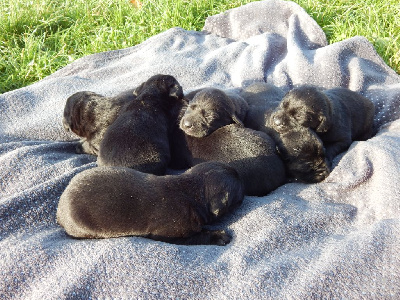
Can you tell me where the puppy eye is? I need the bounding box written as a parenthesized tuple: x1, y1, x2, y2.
(203, 111, 214, 120)
(190, 104, 197, 110)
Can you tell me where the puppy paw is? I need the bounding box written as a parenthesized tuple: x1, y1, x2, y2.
(75, 143, 85, 154)
(209, 230, 231, 246)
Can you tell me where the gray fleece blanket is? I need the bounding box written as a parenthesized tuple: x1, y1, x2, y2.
(1, 0, 400, 298)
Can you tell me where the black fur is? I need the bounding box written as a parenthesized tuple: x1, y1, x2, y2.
(240, 82, 285, 135)
(97, 74, 187, 175)
(62, 89, 137, 155)
(271, 116, 330, 183)
(56, 162, 244, 245)
(180, 88, 249, 137)
(271, 86, 375, 162)
(185, 124, 287, 196)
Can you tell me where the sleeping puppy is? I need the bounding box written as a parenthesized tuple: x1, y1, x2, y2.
(180, 88, 249, 137)
(271, 86, 375, 162)
(97, 74, 186, 175)
(185, 124, 287, 196)
(63, 89, 137, 155)
(56, 162, 244, 245)
(240, 82, 285, 134)
(271, 115, 330, 183)
(240, 83, 329, 182)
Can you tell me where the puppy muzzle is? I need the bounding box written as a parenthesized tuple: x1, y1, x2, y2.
(270, 112, 288, 133)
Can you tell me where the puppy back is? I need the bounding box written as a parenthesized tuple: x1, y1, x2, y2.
(326, 88, 375, 139)
(185, 124, 286, 196)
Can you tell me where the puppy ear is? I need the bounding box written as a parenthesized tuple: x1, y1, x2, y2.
(232, 114, 244, 127)
(316, 114, 330, 132)
(315, 93, 333, 132)
(133, 82, 146, 96)
(169, 83, 183, 99)
(70, 103, 85, 136)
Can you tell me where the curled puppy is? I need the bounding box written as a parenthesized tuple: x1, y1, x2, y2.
(271, 116, 330, 183)
(240, 82, 285, 135)
(56, 162, 244, 245)
(271, 86, 375, 162)
(63, 89, 137, 155)
(97, 74, 185, 175)
(180, 88, 249, 137)
(185, 124, 286, 196)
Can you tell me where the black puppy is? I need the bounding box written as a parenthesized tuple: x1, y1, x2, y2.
(97, 74, 186, 175)
(271, 86, 375, 162)
(63, 89, 137, 155)
(56, 162, 244, 245)
(240, 82, 285, 135)
(180, 88, 249, 137)
(271, 115, 330, 183)
(185, 124, 287, 196)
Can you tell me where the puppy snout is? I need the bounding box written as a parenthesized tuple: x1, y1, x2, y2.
(62, 118, 71, 132)
(182, 119, 193, 129)
(273, 115, 283, 126)
(315, 161, 331, 181)
(271, 114, 286, 131)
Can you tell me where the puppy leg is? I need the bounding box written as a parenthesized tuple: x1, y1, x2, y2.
(76, 139, 97, 155)
(181, 229, 231, 246)
(150, 229, 231, 246)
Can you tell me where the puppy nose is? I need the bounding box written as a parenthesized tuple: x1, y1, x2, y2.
(273, 116, 282, 126)
(183, 120, 192, 129)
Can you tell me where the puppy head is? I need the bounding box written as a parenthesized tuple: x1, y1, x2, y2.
(269, 109, 297, 134)
(272, 86, 332, 133)
(63, 91, 102, 137)
(194, 162, 244, 219)
(133, 74, 183, 101)
(179, 88, 242, 137)
(276, 127, 330, 183)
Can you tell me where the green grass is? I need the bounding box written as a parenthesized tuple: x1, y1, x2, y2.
(0, 0, 399, 94)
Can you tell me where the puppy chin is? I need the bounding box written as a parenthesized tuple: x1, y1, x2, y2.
(269, 113, 291, 133)
(307, 164, 330, 182)
(181, 126, 209, 138)
(291, 170, 326, 183)
(271, 123, 287, 134)
(180, 118, 211, 138)
(62, 118, 72, 132)
(288, 160, 330, 183)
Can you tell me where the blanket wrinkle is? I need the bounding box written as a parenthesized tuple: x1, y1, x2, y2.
(1, 0, 400, 298)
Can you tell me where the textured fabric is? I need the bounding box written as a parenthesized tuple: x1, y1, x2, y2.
(1, 0, 399, 298)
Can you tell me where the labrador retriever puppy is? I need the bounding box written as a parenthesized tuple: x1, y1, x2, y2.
(185, 124, 287, 196)
(240, 82, 285, 134)
(97, 74, 186, 175)
(271, 86, 375, 162)
(180, 88, 249, 137)
(63, 89, 137, 155)
(57, 161, 244, 245)
(240, 83, 329, 182)
(271, 115, 330, 183)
